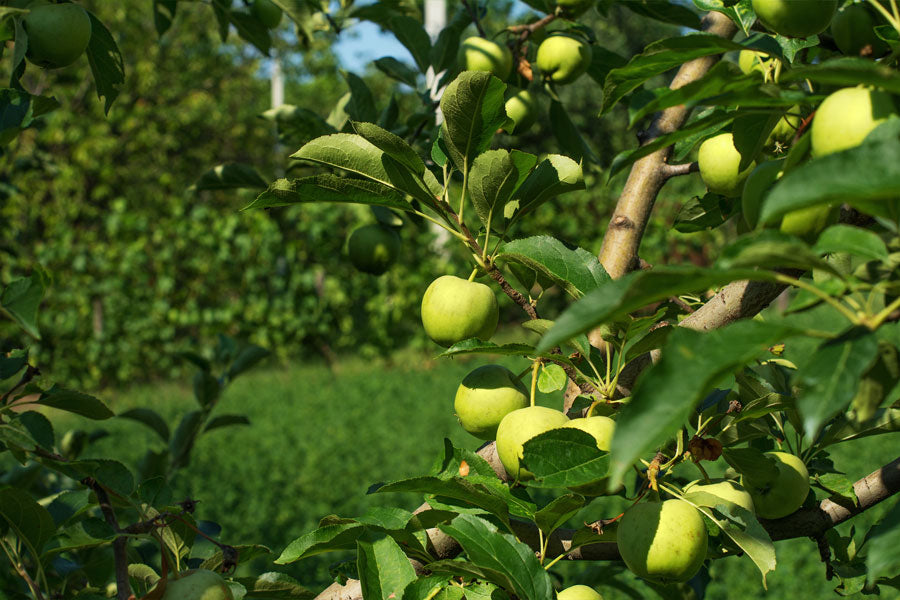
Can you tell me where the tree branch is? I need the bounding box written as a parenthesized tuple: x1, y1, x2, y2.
(598, 11, 738, 279)
(85, 479, 131, 600)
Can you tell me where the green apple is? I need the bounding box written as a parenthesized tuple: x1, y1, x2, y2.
(555, 0, 595, 19)
(698, 133, 756, 197)
(558, 584, 602, 600)
(766, 105, 803, 149)
(454, 364, 529, 440)
(347, 224, 400, 275)
(617, 500, 708, 584)
(683, 479, 755, 514)
(741, 451, 809, 519)
(252, 0, 283, 29)
(738, 49, 772, 76)
(160, 569, 234, 600)
(23, 0, 92, 69)
(811, 86, 898, 157)
(832, 3, 889, 57)
(741, 159, 784, 229)
(780, 204, 838, 242)
(535, 34, 592, 85)
(751, 0, 838, 38)
(459, 36, 513, 80)
(421, 275, 499, 347)
(503, 88, 540, 134)
(561, 416, 619, 495)
(495, 406, 569, 481)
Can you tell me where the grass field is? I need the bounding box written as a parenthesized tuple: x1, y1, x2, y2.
(61, 353, 900, 599)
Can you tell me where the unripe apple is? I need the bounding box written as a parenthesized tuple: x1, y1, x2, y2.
(738, 49, 772, 76)
(503, 88, 540, 134)
(558, 584, 602, 600)
(160, 569, 234, 600)
(535, 34, 592, 85)
(421, 275, 499, 347)
(495, 406, 569, 481)
(555, 0, 596, 19)
(741, 451, 809, 519)
(751, 0, 838, 38)
(458, 36, 513, 80)
(617, 500, 708, 584)
(683, 479, 755, 514)
(698, 133, 756, 197)
(741, 159, 784, 229)
(454, 364, 529, 440)
(561, 416, 620, 495)
(23, 0, 92, 69)
(831, 3, 888, 57)
(766, 105, 802, 149)
(347, 224, 400, 275)
(811, 86, 898, 157)
(780, 204, 838, 242)
(252, 0, 283, 29)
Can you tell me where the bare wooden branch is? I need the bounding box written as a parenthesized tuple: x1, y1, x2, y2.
(461, 0, 487, 38)
(86, 479, 131, 600)
(598, 11, 738, 279)
(661, 161, 699, 179)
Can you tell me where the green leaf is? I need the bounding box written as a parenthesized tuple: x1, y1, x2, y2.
(229, 9, 272, 55)
(401, 576, 453, 600)
(536, 266, 773, 354)
(813, 225, 889, 262)
(231, 571, 314, 599)
(608, 321, 797, 488)
(0, 488, 56, 556)
(373, 56, 419, 88)
(759, 119, 900, 224)
(17, 411, 53, 450)
(537, 363, 567, 393)
(350, 121, 426, 177)
(439, 71, 507, 172)
(153, 0, 177, 37)
(468, 149, 537, 230)
(436, 514, 553, 600)
(388, 16, 431, 73)
(623, 0, 702, 29)
(244, 175, 415, 212)
(261, 104, 336, 147)
(190, 163, 267, 192)
(357, 536, 417, 600)
(204, 414, 251, 432)
(84, 11, 125, 114)
(815, 473, 858, 507)
(291, 134, 435, 205)
(498, 236, 609, 299)
(549, 100, 600, 164)
(820, 408, 900, 446)
(721, 448, 779, 483)
(534, 493, 585, 536)
(782, 58, 900, 95)
(732, 110, 781, 171)
(36, 386, 114, 420)
(602, 34, 744, 114)
(521, 428, 610, 489)
(437, 340, 536, 358)
(866, 498, 900, 582)
(674, 193, 737, 233)
(226, 343, 270, 380)
(118, 408, 170, 442)
(716, 230, 841, 275)
(276, 522, 365, 564)
(1, 270, 48, 339)
(796, 327, 880, 441)
(507, 155, 584, 224)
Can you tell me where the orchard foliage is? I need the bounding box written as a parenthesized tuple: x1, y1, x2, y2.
(2, 1, 900, 600)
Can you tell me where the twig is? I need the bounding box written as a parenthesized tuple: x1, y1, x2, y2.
(85, 479, 131, 600)
(598, 11, 738, 279)
(461, 0, 487, 38)
(508, 13, 557, 41)
(660, 161, 698, 179)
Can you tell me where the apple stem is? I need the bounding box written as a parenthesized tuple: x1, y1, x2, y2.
(694, 461, 712, 484)
(530, 361, 539, 407)
(467, 267, 478, 282)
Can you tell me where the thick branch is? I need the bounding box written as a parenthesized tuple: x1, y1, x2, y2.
(598, 11, 737, 279)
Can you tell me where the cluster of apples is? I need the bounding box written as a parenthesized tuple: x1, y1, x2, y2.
(698, 0, 898, 240)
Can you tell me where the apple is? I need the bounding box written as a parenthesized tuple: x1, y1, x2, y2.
(535, 34, 592, 85)
(831, 3, 889, 57)
(738, 49, 772, 76)
(683, 479, 755, 514)
(811, 86, 898, 157)
(23, 0, 92, 69)
(780, 204, 837, 242)
(561, 416, 619, 495)
(555, 0, 595, 19)
(741, 159, 784, 229)
(741, 451, 809, 519)
(420, 275, 499, 347)
(160, 569, 234, 600)
(558, 584, 602, 600)
(454, 364, 529, 440)
(617, 499, 708, 584)
(766, 105, 802, 149)
(252, 0, 283, 29)
(698, 133, 756, 198)
(347, 224, 400, 275)
(495, 406, 569, 481)
(751, 0, 838, 38)
(503, 88, 539, 134)
(458, 36, 513, 80)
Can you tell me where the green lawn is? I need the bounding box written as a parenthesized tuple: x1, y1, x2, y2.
(61, 354, 900, 598)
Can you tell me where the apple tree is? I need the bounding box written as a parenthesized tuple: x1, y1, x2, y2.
(2, 0, 900, 599)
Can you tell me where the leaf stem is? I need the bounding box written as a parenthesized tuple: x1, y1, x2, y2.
(866, 295, 900, 329)
(412, 210, 468, 242)
(530, 360, 540, 407)
(868, 0, 900, 30)
(773, 273, 861, 325)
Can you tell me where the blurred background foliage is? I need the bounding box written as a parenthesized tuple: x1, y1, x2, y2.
(0, 0, 712, 388)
